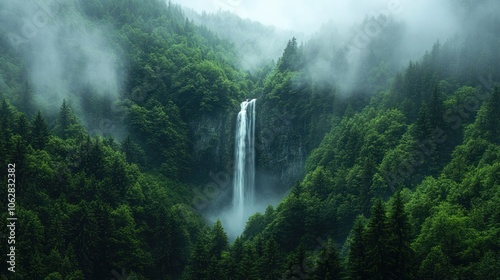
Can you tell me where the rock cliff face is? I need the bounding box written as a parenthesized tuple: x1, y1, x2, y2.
(187, 111, 235, 214)
(255, 101, 307, 197)
(189, 112, 235, 184)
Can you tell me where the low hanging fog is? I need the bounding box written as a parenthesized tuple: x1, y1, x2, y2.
(0, 0, 124, 136)
(176, 0, 461, 67)
(3, 0, 497, 129)
(177, 0, 498, 92)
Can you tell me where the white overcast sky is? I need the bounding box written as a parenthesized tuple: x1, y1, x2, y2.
(171, 0, 458, 35)
(174, 0, 381, 32)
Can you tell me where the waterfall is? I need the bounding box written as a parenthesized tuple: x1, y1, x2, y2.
(233, 99, 256, 221)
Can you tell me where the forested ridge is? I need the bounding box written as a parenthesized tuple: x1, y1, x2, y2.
(0, 0, 499, 279)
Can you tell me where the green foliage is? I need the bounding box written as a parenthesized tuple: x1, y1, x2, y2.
(127, 98, 190, 179)
(186, 233, 210, 280)
(0, 0, 499, 279)
(259, 238, 283, 279)
(466, 87, 500, 144)
(174, 60, 241, 119)
(386, 192, 415, 279)
(277, 37, 302, 72)
(0, 102, 204, 279)
(312, 239, 343, 280)
(363, 199, 393, 279)
(54, 100, 84, 140)
(347, 216, 368, 280)
(209, 220, 229, 259)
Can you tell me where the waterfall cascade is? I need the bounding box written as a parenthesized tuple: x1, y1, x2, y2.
(233, 99, 256, 222)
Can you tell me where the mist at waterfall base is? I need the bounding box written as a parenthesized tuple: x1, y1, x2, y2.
(210, 99, 282, 240)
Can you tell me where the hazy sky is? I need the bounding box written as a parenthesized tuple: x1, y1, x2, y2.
(172, 0, 458, 35)
(175, 0, 378, 32)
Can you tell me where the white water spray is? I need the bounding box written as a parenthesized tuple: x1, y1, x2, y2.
(233, 99, 256, 224)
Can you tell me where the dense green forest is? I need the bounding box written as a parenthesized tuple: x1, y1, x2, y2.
(0, 0, 499, 279)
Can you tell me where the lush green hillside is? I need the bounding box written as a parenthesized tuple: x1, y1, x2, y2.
(217, 10, 500, 280)
(0, 1, 243, 279)
(0, 0, 499, 279)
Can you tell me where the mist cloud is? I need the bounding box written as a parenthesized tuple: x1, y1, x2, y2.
(175, 0, 460, 38)
(175, 0, 469, 92)
(0, 0, 123, 134)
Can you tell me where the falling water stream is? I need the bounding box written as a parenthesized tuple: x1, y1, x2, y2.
(232, 99, 256, 223)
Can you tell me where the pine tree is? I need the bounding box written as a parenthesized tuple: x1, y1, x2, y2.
(152, 209, 179, 278)
(310, 167, 332, 200)
(93, 202, 113, 278)
(414, 103, 432, 142)
(188, 233, 209, 280)
(121, 135, 146, 165)
(19, 81, 35, 117)
(15, 114, 31, 143)
(427, 86, 447, 169)
(70, 201, 99, 278)
(31, 111, 49, 150)
(364, 199, 393, 280)
(283, 243, 309, 279)
(0, 99, 13, 132)
(475, 87, 500, 144)
(241, 243, 260, 280)
(72, 135, 102, 183)
(386, 192, 414, 279)
(418, 246, 453, 280)
(259, 238, 282, 280)
(204, 220, 229, 280)
(348, 216, 368, 280)
(413, 103, 438, 176)
(56, 99, 81, 139)
(360, 145, 378, 208)
(209, 219, 229, 258)
(88, 138, 105, 179)
(227, 237, 245, 280)
(107, 156, 129, 204)
(391, 73, 404, 106)
(313, 239, 343, 280)
(278, 37, 301, 72)
(59, 99, 71, 135)
(428, 86, 444, 129)
(122, 135, 133, 162)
